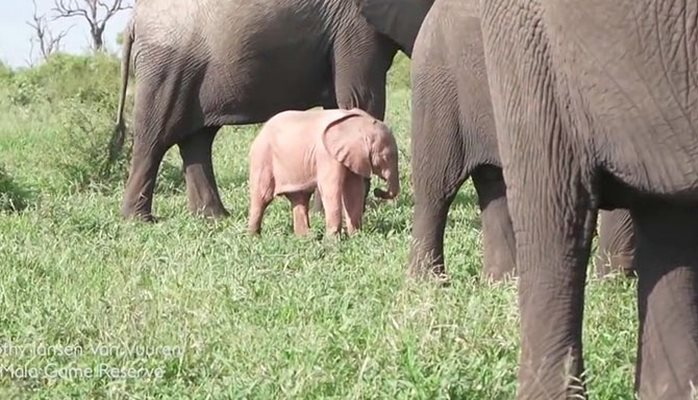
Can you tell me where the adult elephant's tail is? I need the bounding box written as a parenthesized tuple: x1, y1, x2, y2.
(107, 18, 135, 167)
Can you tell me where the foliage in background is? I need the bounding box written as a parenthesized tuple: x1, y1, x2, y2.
(0, 53, 129, 194)
(5, 53, 120, 107)
(50, 99, 132, 193)
(0, 62, 12, 81)
(0, 164, 33, 212)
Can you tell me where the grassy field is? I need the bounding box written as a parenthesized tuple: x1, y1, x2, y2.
(0, 54, 639, 399)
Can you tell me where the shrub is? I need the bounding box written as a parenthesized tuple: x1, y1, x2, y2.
(6, 74, 43, 107)
(49, 100, 131, 193)
(0, 61, 12, 82)
(6, 53, 121, 107)
(0, 164, 33, 212)
(0, 53, 131, 194)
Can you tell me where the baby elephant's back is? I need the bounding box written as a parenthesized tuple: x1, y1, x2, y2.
(264, 110, 326, 195)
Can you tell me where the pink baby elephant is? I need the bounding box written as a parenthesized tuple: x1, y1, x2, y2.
(248, 107, 400, 236)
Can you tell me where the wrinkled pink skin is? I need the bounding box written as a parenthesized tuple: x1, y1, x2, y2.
(248, 108, 400, 236)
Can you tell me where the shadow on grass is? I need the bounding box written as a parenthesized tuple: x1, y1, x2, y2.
(0, 165, 34, 212)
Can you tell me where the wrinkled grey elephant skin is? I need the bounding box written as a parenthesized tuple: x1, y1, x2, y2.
(479, 0, 698, 398)
(112, 0, 430, 221)
(362, 0, 635, 281)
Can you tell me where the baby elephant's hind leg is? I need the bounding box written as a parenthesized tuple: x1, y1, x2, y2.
(286, 192, 312, 236)
(248, 165, 274, 235)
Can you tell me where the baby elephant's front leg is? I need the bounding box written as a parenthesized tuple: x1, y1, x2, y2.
(286, 192, 312, 236)
(343, 174, 367, 235)
(320, 189, 343, 236)
(317, 164, 345, 236)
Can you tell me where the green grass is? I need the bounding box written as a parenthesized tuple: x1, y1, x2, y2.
(0, 54, 640, 399)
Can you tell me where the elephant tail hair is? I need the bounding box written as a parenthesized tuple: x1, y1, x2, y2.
(107, 17, 135, 168)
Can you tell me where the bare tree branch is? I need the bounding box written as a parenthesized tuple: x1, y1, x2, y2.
(52, 0, 132, 52)
(27, 0, 72, 63)
(25, 40, 36, 68)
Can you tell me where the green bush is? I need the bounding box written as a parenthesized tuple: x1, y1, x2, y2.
(0, 61, 12, 82)
(0, 164, 33, 212)
(0, 53, 130, 194)
(5, 53, 120, 107)
(6, 74, 43, 107)
(49, 99, 131, 193)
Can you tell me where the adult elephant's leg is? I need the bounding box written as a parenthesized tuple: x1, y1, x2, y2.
(471, 166, 515, 281)
(408, 176, 462, 279)
(510, 171, 596, 399)
(632, 205, 698, 399)
(332, 55, 387, 120)
(407, 76, 463, 279)
(481, 5, 596, 396)
(121, 132, 168, 222)
(595, 209, 636, 277)
(177, 126, 229, 218)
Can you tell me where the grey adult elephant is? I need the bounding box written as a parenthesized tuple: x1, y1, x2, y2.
(360, 0, 636, 280)
(476, 0, 698, 398)
(110, 0, 432, 221)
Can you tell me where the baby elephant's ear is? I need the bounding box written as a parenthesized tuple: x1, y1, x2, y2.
(321, 112, 372, 178)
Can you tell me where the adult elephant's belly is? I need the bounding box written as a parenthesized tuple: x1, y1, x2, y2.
(584, 62, 698, 204)
(199, 44, 336, 126)
(550, 2, 698, 204)
(136, 0, 338, 126)
(198, 0, 337, 125)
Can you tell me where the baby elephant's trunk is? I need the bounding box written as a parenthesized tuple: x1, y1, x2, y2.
(374, 171, 400, 200)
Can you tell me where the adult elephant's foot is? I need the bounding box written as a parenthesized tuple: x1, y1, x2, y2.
(472, 167, 516, 282)
(178, 127, 229, 219)
(407, 164, 462, 286)
(407, 247, 450, 286)
(481, 256, 516, 282)
(121, 202, 157, 223)
(189, 201, 230, 219)
(408, 245, 444, 277)
(184, 172, 230, 219)
(121, 138, 166, 223)
(407, 201, 451, 286)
